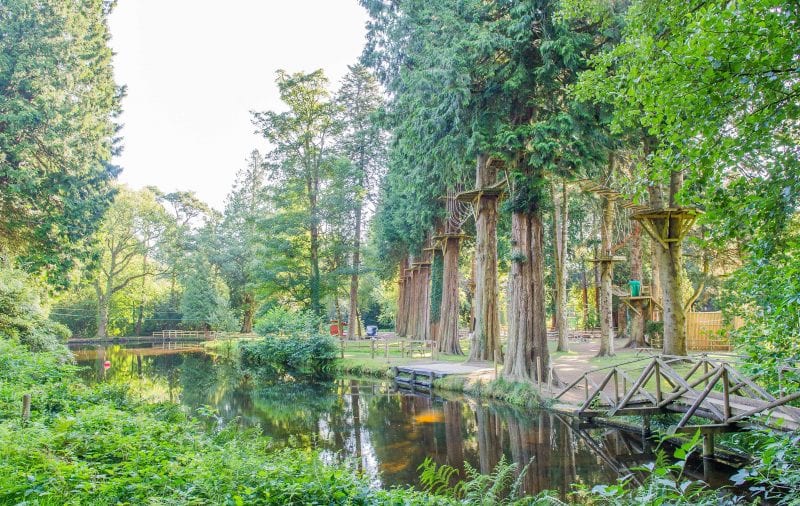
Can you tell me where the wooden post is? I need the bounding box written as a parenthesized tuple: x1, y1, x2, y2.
(654, 361, 662, 404)
(340, 339, 345, 359)
(401, 340, 405, 357)
(614, 370, 620, 404)
(584, 376, 589, 402)
(384, 339, 389, 361)
(22, 393, 31, 423)
(722, 367, 731, 421)
(703, 433, 715, 459)
(371, 339, 375, 359)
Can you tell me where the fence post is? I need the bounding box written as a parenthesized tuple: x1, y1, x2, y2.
(340, 339, 345, 359)
(371, 339, 375, 359)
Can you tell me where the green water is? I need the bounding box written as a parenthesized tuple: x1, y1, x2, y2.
(70, 342, 734, 497)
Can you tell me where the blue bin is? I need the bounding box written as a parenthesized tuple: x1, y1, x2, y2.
(366, 325, 378, 337)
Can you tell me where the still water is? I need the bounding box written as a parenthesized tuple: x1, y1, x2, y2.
(71, 342, 732, 497)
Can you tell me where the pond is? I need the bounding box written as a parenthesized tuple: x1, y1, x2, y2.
(70, 342, 738, 498)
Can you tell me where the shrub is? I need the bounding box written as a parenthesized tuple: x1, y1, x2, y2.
(0, 265, 69, 353)
(254, 307, 323, 336)
(240, 333, 338, 378)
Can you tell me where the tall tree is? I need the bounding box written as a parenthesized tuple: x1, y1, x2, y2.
(91, 188, 169, 337)
(335, 64, 385, 338)
(253, 70, 341, 317)
(218, 150, 268, 332)
(0, 0, 122, 287)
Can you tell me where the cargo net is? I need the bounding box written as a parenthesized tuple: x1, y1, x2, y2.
(445, 186, 472, 235)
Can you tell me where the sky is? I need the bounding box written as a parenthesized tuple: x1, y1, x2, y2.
(108, 1, 369, 210)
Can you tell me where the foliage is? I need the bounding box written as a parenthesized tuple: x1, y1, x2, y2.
(0, 0, 121, 287)
(253, 307, 322, 336)
(180, 255, 237, 331)
(240, 334, 339, 378)
(0, 265, 69, 352)
(252, 70, 342, 317)
(0, 339, 461, 505)
(215, 150, 269, 332)
(418, 456, 555, 505)
(731, 431, 800, 505)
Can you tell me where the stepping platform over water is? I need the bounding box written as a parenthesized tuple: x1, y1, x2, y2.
(392, 362, 494, 390)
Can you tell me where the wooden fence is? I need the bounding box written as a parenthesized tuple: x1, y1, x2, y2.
(152, 330, 219, 340)
(686, 312, 744, 351)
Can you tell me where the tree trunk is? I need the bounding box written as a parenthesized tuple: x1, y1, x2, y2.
(96, 282, 109, 339)
(597, 196, 616, 357)
(629, 222, 645, 347)
(439, 236, 463, 354)
(581, 269, 589, 330)
(347, 206, 362, 339)
(648, 185, 663, 309)
(429, 249, 444, 344)
(396, 258, 409, 336)
(504, 208, 549, 381)
(469, 154, 501, 362)
(552, 181, 569, 352)
(241, 291, 255, 333)
(415, 249, 433, 340)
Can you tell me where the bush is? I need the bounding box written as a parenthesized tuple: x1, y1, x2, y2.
(254, 307, 323, 336)
(0, 265, 69, 353)
(240, 333, 338, 378)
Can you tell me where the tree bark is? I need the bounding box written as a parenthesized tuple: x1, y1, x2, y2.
(416, 252, 432, 340)
(551, 181, 569, 352)
(429, 249, 443, 344)
(597, 196, 616, 357)
(629, 222, 645, 346)
(241, 291, 255, 333)
(469, 154, 501, 362)
(347, 205, 362, 339)
(504, 208, 549, 381)
(396, 258, 409, 336)
(439, 236, 463, 354)
(663, 170, 687, 355)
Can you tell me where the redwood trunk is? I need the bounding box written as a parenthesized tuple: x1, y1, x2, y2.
(552, 181, 569, 352)
(504, 209, 549, 382)
(469, 154, 501, 362)
(439, 236, 463, 354)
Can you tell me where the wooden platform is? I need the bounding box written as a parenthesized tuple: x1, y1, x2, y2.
(392, 362, 494, 390)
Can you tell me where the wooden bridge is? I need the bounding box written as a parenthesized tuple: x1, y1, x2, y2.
(554, 356, 800, 436)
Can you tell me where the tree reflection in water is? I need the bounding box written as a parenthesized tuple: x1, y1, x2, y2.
(72, 344, 668, 494)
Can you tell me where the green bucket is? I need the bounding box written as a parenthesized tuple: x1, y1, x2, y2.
(629, 280, 641, 297)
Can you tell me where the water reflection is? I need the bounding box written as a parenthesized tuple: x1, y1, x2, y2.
(71, 344, 719, 495)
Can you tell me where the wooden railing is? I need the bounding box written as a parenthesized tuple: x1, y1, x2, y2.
(338, 337, 438, 360)
(152, 330, 219, 340)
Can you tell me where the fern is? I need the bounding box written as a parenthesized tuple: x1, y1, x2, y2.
(417, 457, 462, 497)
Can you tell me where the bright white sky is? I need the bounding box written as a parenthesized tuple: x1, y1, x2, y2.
(109, 1, 369, 210)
